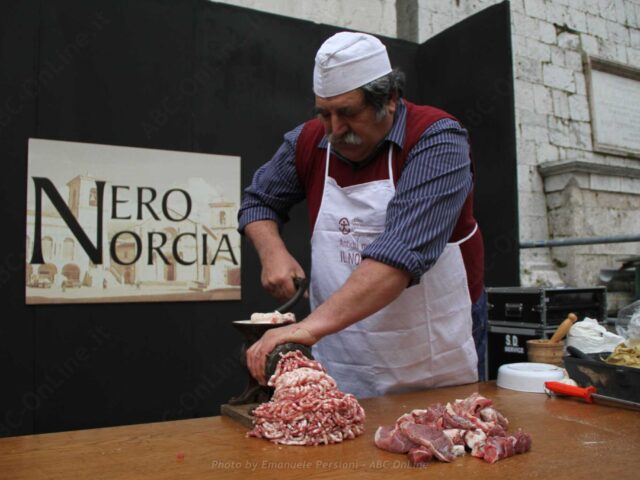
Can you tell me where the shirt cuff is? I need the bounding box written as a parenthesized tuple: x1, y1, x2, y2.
(237, 206, 283, 234)
(361, 236, 427, 287)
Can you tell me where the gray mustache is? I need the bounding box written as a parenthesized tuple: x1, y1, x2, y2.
(329, 131, 363, 145)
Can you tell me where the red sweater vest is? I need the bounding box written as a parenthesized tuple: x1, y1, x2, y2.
(294, 100, 484, 302)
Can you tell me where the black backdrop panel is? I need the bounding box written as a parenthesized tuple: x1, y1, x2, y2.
(32, 0, 204, 433)
(0, 0, 40, 437)
(416, 1, 518, 287)
(0, 0, 515, 436)
(36, 0, 196, 150)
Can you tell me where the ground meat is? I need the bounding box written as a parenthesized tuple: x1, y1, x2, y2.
(249, 312, 296, 324)
(374, 392, 532, 466)
(247, 351, 365, 446)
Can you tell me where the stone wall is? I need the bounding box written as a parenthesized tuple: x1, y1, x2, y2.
(412, 0, 640, 295)
(210, 0, 397, 36)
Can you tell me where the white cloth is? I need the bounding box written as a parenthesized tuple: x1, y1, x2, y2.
(566, 317, 624, 353)
(313, 32, 392, 98)
(310, 144, 478, 399)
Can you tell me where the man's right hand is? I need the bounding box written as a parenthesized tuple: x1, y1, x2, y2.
(244, 220, 305, 302)
(260, 250, 305, 302)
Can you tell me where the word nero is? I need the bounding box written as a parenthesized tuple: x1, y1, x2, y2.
(29, 177, 238, 267)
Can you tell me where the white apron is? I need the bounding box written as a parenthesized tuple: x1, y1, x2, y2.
(310, 144, 478, 398)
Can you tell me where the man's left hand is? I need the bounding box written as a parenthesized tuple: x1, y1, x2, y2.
(246, 323, 318, 385)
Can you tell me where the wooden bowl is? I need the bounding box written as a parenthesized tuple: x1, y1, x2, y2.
(526, 339, 564, 367)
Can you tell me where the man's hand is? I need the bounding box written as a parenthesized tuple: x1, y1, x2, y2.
(260, 250, 305, 302)
(246, 323, 318, 385)
(244, 220, 305, 302)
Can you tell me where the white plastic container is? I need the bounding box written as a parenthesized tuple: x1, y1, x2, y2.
(496, 362, 565, 393)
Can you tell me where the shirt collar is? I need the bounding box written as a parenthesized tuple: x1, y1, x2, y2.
(317, 98, 407, 151)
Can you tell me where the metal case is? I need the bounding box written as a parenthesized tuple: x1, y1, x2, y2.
(487, 324, 557, 380)
(487, 286, 607, 328)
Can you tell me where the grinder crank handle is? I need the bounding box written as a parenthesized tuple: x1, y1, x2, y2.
(545, 381, 596, 403)
(275, 277, 308, 314)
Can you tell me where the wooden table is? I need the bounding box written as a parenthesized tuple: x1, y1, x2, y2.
(1, 382, 639, 479)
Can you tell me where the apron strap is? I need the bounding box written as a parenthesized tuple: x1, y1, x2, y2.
(386, 144, 394, 182)
(449, 222, 478, 246)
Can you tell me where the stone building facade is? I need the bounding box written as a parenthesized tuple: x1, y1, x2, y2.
(214, 0, 640, 306)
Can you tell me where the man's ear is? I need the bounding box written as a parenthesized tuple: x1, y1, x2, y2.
(387, 93, 398, 116)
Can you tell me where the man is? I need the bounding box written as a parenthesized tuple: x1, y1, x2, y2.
(239, 31, 487, 398)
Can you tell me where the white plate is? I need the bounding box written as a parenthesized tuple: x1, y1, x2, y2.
(496, 362, 565, 393)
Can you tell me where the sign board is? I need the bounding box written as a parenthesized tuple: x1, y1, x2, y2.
(26, 139, 241, 304)
(585, 55, 640, 158)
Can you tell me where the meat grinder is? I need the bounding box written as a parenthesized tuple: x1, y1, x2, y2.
(221, 277, 313, 426)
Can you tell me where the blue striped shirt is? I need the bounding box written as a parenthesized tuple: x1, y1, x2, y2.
(238, 99, 473, 285)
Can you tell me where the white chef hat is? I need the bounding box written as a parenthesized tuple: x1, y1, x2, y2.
(313, 32, 392, 98)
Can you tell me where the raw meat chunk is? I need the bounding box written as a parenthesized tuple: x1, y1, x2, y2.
(374, 393, 532, 467)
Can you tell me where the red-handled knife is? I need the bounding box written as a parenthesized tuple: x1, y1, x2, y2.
(545, 381, 640, 411)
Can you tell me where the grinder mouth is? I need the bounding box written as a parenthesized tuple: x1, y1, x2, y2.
(265, 343, 314, 382)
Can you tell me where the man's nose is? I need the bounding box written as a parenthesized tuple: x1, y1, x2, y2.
(329, 114, 348, 137)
